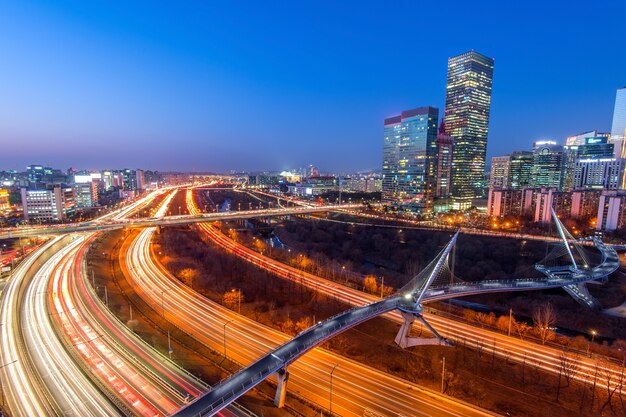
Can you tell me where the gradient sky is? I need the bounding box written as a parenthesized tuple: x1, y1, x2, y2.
(1, 1, 625, 173)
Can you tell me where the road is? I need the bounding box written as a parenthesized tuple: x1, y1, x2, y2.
(123, 224, 495, 417)
(0, 235, 118, 416)
(185, 190, 626, 392)
(0, 203, 364, 240)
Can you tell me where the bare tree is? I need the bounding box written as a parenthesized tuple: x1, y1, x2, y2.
(598, 358, 623, 415)
(533, 303, 556, 344)
(556, 352, 579, 402)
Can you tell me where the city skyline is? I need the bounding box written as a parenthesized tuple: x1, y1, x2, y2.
(1, 1, 625, 172)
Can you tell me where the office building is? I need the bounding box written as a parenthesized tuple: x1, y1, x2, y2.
(445, 50, 495, 209)
(73, 173, 98, 208)
(489, 156, 510, 189)
(560, 145, 579, 191)
(531, 141, 563, 189)
(573, 158, 623, 190)
(382, 106, 439, 213)
(566, 130, 610, 147)
(509, 151, 533, 189)
(577, 136, 614, 159)
(435, 122, 454, 198)
(21, 186, 75, 223)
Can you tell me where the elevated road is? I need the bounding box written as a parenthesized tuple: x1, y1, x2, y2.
(0, 204, 362, 240)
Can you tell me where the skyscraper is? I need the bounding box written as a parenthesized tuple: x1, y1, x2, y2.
(435, 121, 454, 198)
(531, 141, 563, 189)
(445, 50, 495, 209)
(382, 106, 439, 213)
(610, 87, 626, 159)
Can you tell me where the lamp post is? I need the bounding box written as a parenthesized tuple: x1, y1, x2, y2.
(161, 289, 172, 318)
(329, 363, 339, 416)
(591, 330, 597, 343)
(441, 356, 446, 393)
(232, 288, 242, 314)
(223, 319, 234, 357)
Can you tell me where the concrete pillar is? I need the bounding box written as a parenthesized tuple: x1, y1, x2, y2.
(274, 368, 289, 408)
(395, 311, 450, 348)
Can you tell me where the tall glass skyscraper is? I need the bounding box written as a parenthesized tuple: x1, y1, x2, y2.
(445, 50, 495, 209)
(610, 87, 626, 159)
(382, 107, 439, 213)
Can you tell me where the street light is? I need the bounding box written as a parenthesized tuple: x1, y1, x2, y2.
(329, 363, 339, 416)
(161, 288, 172, 318)
(591, 330, 597, 343)
(223, 319, 235, 357)
(232, 288, 242, 314)
(441, 356, 446, 393)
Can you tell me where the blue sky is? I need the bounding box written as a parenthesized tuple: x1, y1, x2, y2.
(1, 0, 625, 172)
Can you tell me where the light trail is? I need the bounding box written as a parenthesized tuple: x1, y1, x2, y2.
(123, 219, 493, 416)
(186, 190, 626, 393)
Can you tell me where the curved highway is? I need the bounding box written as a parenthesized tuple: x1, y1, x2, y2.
(123, 222, 494, 417)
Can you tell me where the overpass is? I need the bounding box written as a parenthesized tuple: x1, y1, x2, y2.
(174, 209, 621, 416)
(0, 204, 362, 240)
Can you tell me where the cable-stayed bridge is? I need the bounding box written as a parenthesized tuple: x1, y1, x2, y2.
(175, 209, 621, 416)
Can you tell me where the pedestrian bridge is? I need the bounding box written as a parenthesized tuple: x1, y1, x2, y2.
(175, 209, 621, 417)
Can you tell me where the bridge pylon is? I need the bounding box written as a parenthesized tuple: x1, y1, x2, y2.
(273, 367, 289, 408)
(394, 311, 451, 348)
(395, 231, 459, 348)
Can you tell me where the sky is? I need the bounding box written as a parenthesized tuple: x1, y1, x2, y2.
(1, 0, 625, 173)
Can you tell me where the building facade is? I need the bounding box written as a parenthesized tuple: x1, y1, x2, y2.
(445, 50, 495, 209)
(20, 186, 75, 223)
(489, 155, 510, 189)
(382, 106, 439, 213)
(435, 122, 454, 198)
(531, 141, 563, 189)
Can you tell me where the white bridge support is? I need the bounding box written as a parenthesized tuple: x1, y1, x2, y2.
(394, 311, 450, 348)
(273, 367, 289, 408)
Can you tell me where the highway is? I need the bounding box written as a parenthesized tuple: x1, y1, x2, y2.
(123, 223, 495, 417)
(184, 190, 626, 394)
(0, 235, 120, 416)
(0, 203, 364, 240)
(1, 186, 257, 417)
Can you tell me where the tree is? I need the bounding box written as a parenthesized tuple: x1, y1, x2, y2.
(227, 228, 239, 242)
(223, 289, 244, 311)
(533, 303, 556, 344)
(363, 275, 378, 294)
(556, 352, 579, 402)
(178, 268, 198, 289)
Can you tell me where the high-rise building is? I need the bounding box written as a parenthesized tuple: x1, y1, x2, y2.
(560, 145, 579, 191)
(509, 151, 533, 189)
(20, 186, 75, 223)
(577, 136, 614, 159)
(566, 130, 610, 147)
(382, 106, 439, 213)
(610, 88, 626, 160)
(611, 87, 626, 141)
(573, 158, 623, 190)
(445, 50, 495, 209)
(531, 141, 563, 189)
(489, 156, 510, 189)
(435, 121, 454, 198)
